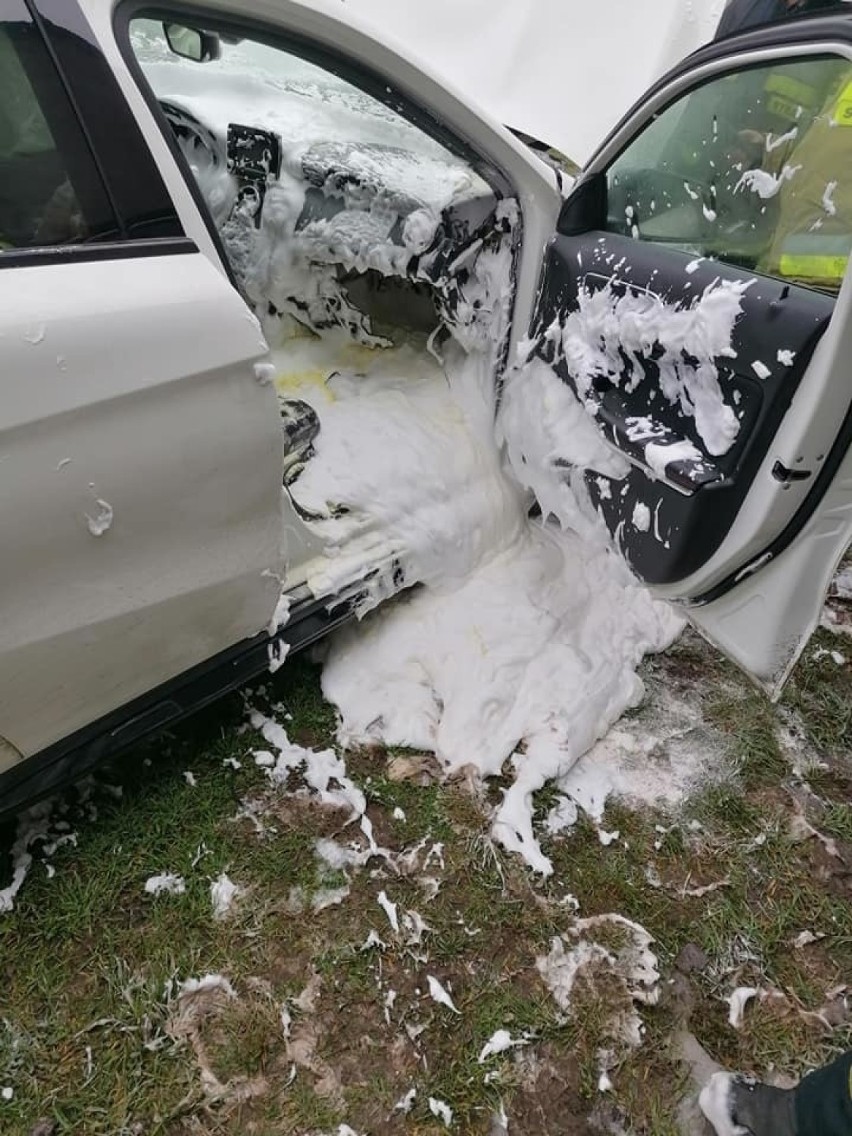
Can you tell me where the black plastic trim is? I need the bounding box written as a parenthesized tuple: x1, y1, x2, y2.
(2, 1, 122, 246)
(0, 235, 197, 268)
(557, 171, 606, 235)
(0, 589, 356, 822)
(533, 232, 833, 586)
(25, 0, 127, 237)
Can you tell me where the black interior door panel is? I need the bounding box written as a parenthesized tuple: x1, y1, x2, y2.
(533, 232, 833, 586)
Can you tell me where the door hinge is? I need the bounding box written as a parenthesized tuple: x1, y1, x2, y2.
(772, 460, 812, 484)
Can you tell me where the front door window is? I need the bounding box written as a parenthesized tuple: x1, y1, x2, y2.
(606, 54, 852, 292)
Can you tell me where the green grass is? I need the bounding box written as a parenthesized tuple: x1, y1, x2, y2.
(1, 635, 851, 1134)
(783, 629, 852, 756)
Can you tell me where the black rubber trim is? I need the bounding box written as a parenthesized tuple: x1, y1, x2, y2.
(0, 589, 355, 822)
(692, 389, 852, 606)
(23, 0, 128, 237)
(0, 235, 197, 268)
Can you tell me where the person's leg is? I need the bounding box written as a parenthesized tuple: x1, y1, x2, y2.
(700, 1072, 796, 1135)
(794, 1050, 852, 1136)
(700, 1052, 852, 1136)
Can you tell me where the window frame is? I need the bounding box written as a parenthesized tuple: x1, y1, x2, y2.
(112, 0, 515, 295)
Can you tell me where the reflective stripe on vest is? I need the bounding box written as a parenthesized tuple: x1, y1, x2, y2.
(764, 71, 820, 121)
(779, 253, 848, 281)
(777, 233, 851, 283)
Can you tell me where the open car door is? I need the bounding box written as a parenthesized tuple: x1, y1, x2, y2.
(530, 15, 852, 695)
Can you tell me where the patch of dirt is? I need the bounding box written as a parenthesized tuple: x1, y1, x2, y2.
(166, 980, 272, 1107)
(286, 1017, 345, 1106)
(361, 800, 404, 853)
(807, 764, 852, 800)
(804, 837, 852, 900)
(242, 793, 353, 840)
(288, 724, 333, 751)
(263, 938, 319, 992)
(508, 1045, 596, 1135)
(358, 746, 443, 787)
(652, 641, 724, 690)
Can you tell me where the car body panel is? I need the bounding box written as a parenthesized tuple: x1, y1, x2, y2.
(685, 433, 852, 694)
(3, 0, 851, 808)
(0, 250, 284, 761)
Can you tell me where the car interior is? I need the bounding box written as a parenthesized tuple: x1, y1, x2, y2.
(125, 14, 521, 605)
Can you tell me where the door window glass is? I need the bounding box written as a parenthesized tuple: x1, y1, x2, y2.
(605, 55, 852, 292)
(0, 21, 117, 251)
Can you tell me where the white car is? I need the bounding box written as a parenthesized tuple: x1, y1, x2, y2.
(2, 0, 852, 814)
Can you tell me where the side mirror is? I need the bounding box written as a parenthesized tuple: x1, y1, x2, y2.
(163, 22, 221, 63)
(557, 171, 607, 236)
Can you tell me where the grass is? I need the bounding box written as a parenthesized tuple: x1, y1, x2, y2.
(783, 629, 852, 756)
(0, 628, 851, 1135)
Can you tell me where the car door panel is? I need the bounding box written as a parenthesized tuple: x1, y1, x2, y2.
(0, 251, 284, 759)
(533, 231, 833, 585)
(529, 31, 852, 691)
(691, 437, 852, 694)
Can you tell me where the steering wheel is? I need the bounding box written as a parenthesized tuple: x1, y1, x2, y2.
(160, 100, 225, 170)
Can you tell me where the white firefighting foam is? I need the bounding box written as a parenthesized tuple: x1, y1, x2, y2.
(143, 56, 741, 870)
(271, 321, 683, 873)
(240, 156, 704, 871)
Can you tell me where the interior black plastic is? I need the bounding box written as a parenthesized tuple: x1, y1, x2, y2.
(534, 232, 833, 585)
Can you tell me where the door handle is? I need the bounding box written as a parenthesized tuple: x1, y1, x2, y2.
(772, 460, 812, 484)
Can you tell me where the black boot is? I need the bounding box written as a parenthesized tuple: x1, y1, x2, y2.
(700, 1072, 797, 1136)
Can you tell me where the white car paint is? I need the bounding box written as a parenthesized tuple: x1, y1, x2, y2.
(345, 0, 727, 165)
(0, 0, 564, 778)
(0, 252, 284, 764)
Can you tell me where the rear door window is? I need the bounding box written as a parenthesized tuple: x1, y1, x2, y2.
(0, 5, 118, 251)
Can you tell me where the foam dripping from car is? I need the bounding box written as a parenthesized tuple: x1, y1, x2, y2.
(234, 162, 686, 871)
(265, 249, 679, 872)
